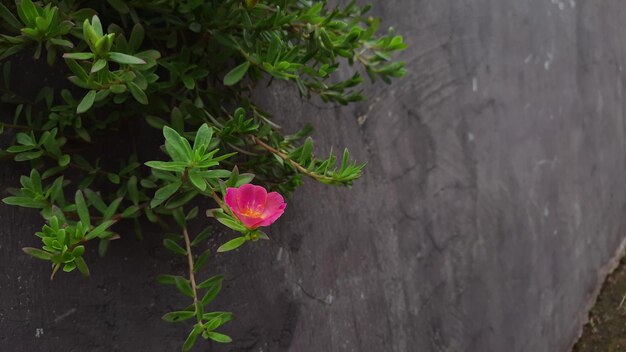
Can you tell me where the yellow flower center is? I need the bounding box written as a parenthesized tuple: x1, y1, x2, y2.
(240, 207, 263, 218)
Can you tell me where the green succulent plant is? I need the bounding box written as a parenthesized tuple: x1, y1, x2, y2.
(0, 0, 406, 349)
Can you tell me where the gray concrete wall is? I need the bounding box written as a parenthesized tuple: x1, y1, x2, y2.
(2, 0, 626, 351)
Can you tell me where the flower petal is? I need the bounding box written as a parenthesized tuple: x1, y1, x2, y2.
(258, 203, 286, 227)
(237, 184, 267, 213)
(236, 213, 265, 229)
(224, 188, 240, 213)
(263, 192, 285, 215)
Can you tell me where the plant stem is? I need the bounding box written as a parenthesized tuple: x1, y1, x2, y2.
(251, 136, 335, 183)
(40, 149, 129, 181)
(2, 123, 39, 131)
(66, 202, 148, 252)
(209, 188, 233, 216)
(182, 226, 202, 322)
(0, 86, 35, 104)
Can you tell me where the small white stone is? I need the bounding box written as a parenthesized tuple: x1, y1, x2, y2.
(325, 293, 334, 304)
(276, 247, 284, 261)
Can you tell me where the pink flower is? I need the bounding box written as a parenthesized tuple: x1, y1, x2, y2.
(224, 184, 286, 230)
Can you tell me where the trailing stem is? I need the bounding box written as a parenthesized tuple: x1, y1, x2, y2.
(182, 226, 202, 323)
(251, 136, 335, 183)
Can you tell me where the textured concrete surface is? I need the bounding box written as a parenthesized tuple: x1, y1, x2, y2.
(3, 0, 626, 351)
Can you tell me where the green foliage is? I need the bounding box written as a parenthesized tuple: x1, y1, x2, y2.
(0, 0, 405, 349)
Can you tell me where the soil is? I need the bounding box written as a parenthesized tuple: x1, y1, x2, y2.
(573, 257, 626, 352)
